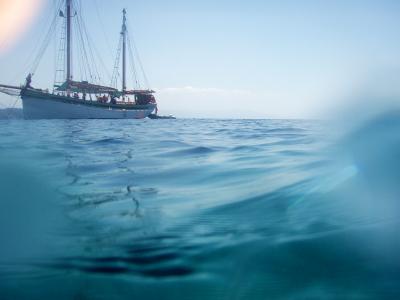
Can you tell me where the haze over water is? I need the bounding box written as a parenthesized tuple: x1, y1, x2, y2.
(1, 116, 400, 299)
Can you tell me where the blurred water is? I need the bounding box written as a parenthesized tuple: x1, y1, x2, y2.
(0, 117, 399, 299)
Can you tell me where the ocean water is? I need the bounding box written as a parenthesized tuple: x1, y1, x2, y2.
(0, 117, 399, 299)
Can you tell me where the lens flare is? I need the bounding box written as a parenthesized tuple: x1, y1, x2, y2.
(0, 0, 45, 54)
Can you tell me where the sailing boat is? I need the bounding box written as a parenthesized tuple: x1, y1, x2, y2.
(0, 0, 157, 119)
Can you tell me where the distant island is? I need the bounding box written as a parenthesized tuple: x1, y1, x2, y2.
(0, 108, 23, 119)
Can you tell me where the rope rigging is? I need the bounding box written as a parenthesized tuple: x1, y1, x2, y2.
(110, 16, 151, 91)
(54, 16, 67, 89)
(52, 0, 114, 88)
(30, 0, 65, 76)
(10, 0, 152, 95)
(126, 20, 151, 89)
(93, 0, 114, 58)
(75, 10, 94, 82)
(78, 0, 113, 84)
(6, 0, 64, 86)
(127, 32, 140, 89)
(75, 0, 100, 83)
(111, 36, 123, 88)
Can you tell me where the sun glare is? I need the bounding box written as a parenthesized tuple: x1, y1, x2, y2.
(0, 0, 45, 54)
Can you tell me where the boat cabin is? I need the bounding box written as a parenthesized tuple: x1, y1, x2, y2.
(53, 80, 156, 106)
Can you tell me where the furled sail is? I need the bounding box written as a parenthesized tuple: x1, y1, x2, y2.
(55, 80, 118, 93)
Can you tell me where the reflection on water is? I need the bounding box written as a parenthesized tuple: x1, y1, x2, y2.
(0, 117, 399, 299)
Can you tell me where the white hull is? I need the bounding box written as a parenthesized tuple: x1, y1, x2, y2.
(22, 95, 155, 120)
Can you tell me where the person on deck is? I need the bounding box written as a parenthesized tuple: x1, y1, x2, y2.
(25, 73, 32, 88)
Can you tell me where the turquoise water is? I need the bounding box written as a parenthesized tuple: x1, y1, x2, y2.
(0, 117, 399, 299)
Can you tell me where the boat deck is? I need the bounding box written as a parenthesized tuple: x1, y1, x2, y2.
(21, 88, 155, 111)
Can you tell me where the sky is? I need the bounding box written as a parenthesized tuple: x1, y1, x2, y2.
(1, 0, 400, 118)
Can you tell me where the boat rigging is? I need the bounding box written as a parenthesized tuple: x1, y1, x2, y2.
(0, 0, 157, 119)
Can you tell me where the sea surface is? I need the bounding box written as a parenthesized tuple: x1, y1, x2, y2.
(0, 117, 399, 299)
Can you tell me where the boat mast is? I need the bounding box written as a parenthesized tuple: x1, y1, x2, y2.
(122, 9, 127, 93)
(66, 0, 72, 83)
